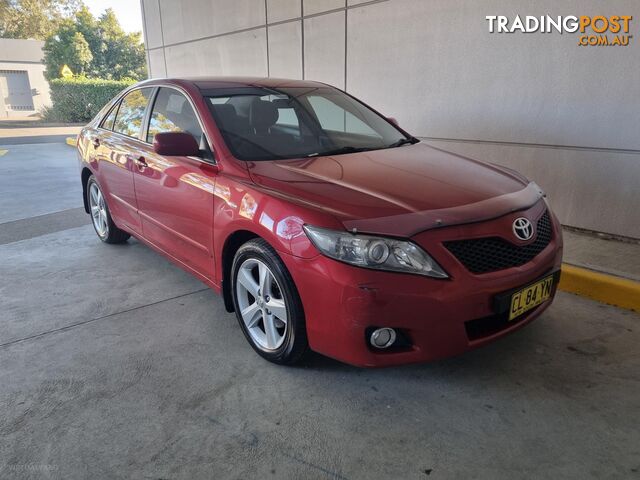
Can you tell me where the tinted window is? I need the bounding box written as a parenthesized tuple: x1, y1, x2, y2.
(101, 102, 119, 130)
(206, 86, 409, 161)
(147, 88, 203, 143)
(113, 88, 153, 138)
(275, 105, 299, 127)
(307, 96, 377, 136)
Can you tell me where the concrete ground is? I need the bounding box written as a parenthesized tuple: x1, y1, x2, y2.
(0, 137, 639, 479)
(0, 126, 82, 146)
(563, 229, 640, 282)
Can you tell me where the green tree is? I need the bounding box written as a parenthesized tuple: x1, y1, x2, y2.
(42, 6, 147, 81)
(0, 0, 81, 40)
(42, 18, 92, 78)
(94, 9, 146, 80)
(74, 7, 100, 54)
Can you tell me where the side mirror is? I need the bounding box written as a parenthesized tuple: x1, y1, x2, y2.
(387, 117, 399, 127)
(153, 132, 200, 157)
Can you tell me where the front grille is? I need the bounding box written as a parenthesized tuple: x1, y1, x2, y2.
(444, 210, 553, 274)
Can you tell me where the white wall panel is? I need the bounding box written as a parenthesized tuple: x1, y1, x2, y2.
(159, 0, 266, 46)
(347, 0, 640, 150)
(164, 28, 268, 77)
(268, 22, 302, 79)
(303, 0, 344, 16)
(141, 0, 164, 49)
(147, 48, 167, 78)
(304, 11, 345, 88)
(267, 0, 301, 23)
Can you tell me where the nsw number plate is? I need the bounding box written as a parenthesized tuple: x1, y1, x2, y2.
(509, 275, 554, 321)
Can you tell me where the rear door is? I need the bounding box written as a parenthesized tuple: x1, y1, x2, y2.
(133, 87, 216, 279)
(95, 88, 154, 234)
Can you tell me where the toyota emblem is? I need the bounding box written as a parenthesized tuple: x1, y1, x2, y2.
(513, 217, 534, 241)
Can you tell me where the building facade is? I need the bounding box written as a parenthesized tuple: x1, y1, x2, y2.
(0, 39, 51, 119)
(141, 0, 640, 239)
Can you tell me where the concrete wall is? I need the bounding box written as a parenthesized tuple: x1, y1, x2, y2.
(0, 39, 51, 118)
(141, 0, 640, 238)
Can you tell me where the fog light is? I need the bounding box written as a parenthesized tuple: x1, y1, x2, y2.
(370, 328, 397, 349)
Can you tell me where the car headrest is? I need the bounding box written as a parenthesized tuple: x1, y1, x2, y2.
(212, 103, 239, 131)
(249, 99, 279, 131)
(272, 98, 292, 108)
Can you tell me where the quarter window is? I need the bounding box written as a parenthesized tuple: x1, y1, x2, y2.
(113, 88, 153, 139)
(147, 88, 203, 143)
(101, 102, 119, 130)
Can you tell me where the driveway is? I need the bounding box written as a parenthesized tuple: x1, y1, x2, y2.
(0, 138, 638, 479)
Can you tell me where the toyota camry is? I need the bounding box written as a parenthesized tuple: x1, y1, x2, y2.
(77, 77, 563, 367)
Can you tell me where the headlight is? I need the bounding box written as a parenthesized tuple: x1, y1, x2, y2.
(303, 225, 448, 278)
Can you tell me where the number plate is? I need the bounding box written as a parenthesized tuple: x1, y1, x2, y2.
(509, 275, 554, 321)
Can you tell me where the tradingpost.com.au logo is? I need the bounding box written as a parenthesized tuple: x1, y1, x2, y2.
(486, 15, 633, 46)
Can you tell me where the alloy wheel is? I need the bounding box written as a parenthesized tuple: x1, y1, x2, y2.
(235, 258, 288, 350)
(89, 182, 108, 238)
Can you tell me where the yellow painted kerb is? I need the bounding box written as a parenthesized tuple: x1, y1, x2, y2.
(0, 149, 8, 156)
(559, 263, 640, 312)
(65, 137, 77, 146)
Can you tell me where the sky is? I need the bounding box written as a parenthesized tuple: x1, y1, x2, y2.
(83, 0, 144, 34)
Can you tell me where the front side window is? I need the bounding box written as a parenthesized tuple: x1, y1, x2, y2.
(205, 86, 411, 161)
(113, 88, 153, 139)
(147, 88, 203, 143)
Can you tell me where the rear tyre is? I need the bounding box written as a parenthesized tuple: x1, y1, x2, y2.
(87, 176, 130, 244)
(231, 238, 308, 365)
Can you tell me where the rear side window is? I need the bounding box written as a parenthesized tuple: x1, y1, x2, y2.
(147, 88, 203, 143)
(113, 88, 153, 139)
(101, 102, 119, 130)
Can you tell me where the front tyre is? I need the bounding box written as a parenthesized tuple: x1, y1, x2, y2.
(231, 239, 308, 365)
(87, 176, 130, 244)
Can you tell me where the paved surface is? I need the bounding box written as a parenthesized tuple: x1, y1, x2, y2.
(0, 143, 82, 223)
(563, 229, 640, 282)
(0, 125, 82, 138)
(0, 140, 639, 479)
(0, 134, 77, 145)
(0, 126, 81, 146)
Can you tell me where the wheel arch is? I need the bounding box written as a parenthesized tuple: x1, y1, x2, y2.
(81, 167, 93, 213)
(221, 229, 261, 312)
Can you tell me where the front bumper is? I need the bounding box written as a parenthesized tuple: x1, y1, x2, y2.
(280, 201, 563, 367)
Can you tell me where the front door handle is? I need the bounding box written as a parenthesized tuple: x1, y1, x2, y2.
(129, 156, 147, 169)
(92, 138, 100, 148)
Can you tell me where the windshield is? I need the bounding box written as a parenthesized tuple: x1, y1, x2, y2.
(205, 86, 415, 161)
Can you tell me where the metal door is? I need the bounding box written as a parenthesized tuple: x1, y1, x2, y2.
(0, 70, 34, 112)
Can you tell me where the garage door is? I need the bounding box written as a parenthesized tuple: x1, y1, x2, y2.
(0, 70, 34, 111)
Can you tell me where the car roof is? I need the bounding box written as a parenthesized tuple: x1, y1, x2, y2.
(136, 76, 330, 91)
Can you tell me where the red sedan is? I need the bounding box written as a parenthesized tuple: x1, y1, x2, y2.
(77, 77, 563, 367)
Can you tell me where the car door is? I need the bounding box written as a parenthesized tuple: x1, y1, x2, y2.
(94, 88, 154, 234)
(133, 87, 217, 279)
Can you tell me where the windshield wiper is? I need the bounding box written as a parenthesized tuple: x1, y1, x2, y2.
(306, 137, 419, 157)
(387, 137, 420, 148)
(307, 146, 373, 157)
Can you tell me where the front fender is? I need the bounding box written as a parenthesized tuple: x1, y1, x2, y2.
(212, 175, 338, 284)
